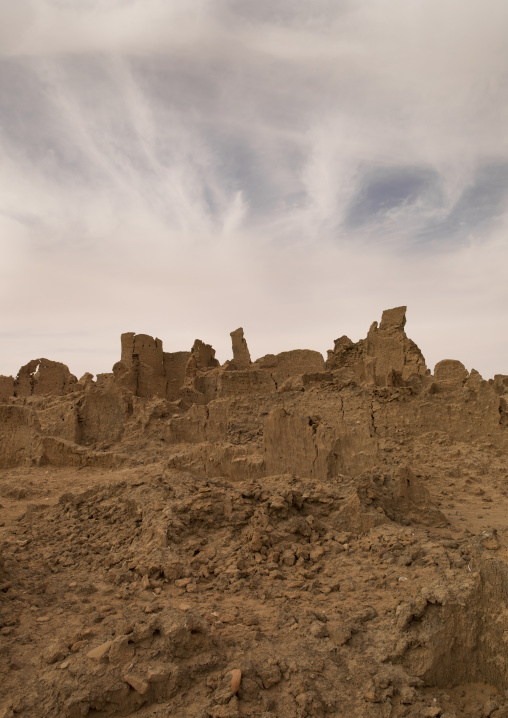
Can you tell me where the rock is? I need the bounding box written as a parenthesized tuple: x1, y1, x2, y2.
(124, 672, 149, 695)
(364, 682, 381, 703)
(230, 668, 242, 694)
(257, 663, 282, 689)
(210, 696, 240, 718)
(420, 708, 442, 717)
(86, 640, 113, 661)
(108, 636, 135, 665)
(281, 549, 296, 566)
(310, 621, 329, 638)
(147, 667, 172, 683)
(43, 644, 68, 664)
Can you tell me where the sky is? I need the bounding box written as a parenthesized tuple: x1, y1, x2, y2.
(1, 0, 507, 379)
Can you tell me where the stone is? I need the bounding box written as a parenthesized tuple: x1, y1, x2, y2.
(43, 644, 68, 664)
(3, 305, 508, 718)
(108, 636, 135, 665)
(230, 668, 242, 694)
(257, 663, 282, 689)
(147, 667, 172, 683)
(124, 672, 149, 695)
(420, 708, 442, 717)
(86, 640, 113, 661)
(309, 621, 329, 638)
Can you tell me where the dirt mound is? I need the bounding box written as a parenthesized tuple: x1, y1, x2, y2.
(1, 307, 508, 717)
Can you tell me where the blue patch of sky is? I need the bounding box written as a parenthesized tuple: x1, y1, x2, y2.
(343, 162, 508, 244)
(343, 165, 443, 229)
(416, 162, 508, 241)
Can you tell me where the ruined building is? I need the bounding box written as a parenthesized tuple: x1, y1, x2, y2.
(0, 308, 508, 718)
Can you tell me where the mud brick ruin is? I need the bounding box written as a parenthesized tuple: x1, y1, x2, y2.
(1, 307, 507, 717)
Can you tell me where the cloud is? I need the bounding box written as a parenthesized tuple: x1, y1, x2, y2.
(0, 1, 507, 378)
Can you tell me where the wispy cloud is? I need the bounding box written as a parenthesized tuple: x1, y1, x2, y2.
(0, 0, 507, 378)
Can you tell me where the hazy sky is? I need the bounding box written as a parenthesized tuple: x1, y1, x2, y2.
(1, 0, 507, 379)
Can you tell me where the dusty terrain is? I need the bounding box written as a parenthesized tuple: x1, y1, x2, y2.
(1, 307, 507, 718)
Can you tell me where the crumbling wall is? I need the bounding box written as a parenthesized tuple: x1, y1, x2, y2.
(0, 375, 14, 401)
(114, 333, 192, 402)
(181, 331, 325, 403)
(78, 380, 132, 447)
(14, 359, 77, 397)
(0, 405, 42, 467)
(255, 349, 325, 387)
(364, 306, 428, 385)
(217, 369, 276, 398)
(113, 329, 325, 405)
(325, 336, 367, 384)
(114, 333, 167, 398)
(228, 327, 251, 369)
(372, 368, 508, 450)
(36, 399, 81, 443)
(2, 307, 506, 472)
(263, 405, 378, 480)
(493, 374, 508, 426)
(163, 351, 191, 400)
(179, 339, 222, 405)
(184, 340, 220, 382)
(326, 306, 428, 387)
(433, 359, 469, 386)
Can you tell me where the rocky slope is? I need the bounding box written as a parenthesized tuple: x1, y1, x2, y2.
(0, 307, 507, 718)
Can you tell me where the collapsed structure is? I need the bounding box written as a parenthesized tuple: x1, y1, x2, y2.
(1, 308, 508, 718)
(1, 306, 506, 475)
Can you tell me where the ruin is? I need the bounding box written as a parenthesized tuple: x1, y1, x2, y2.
(0, 307, 507, 718)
